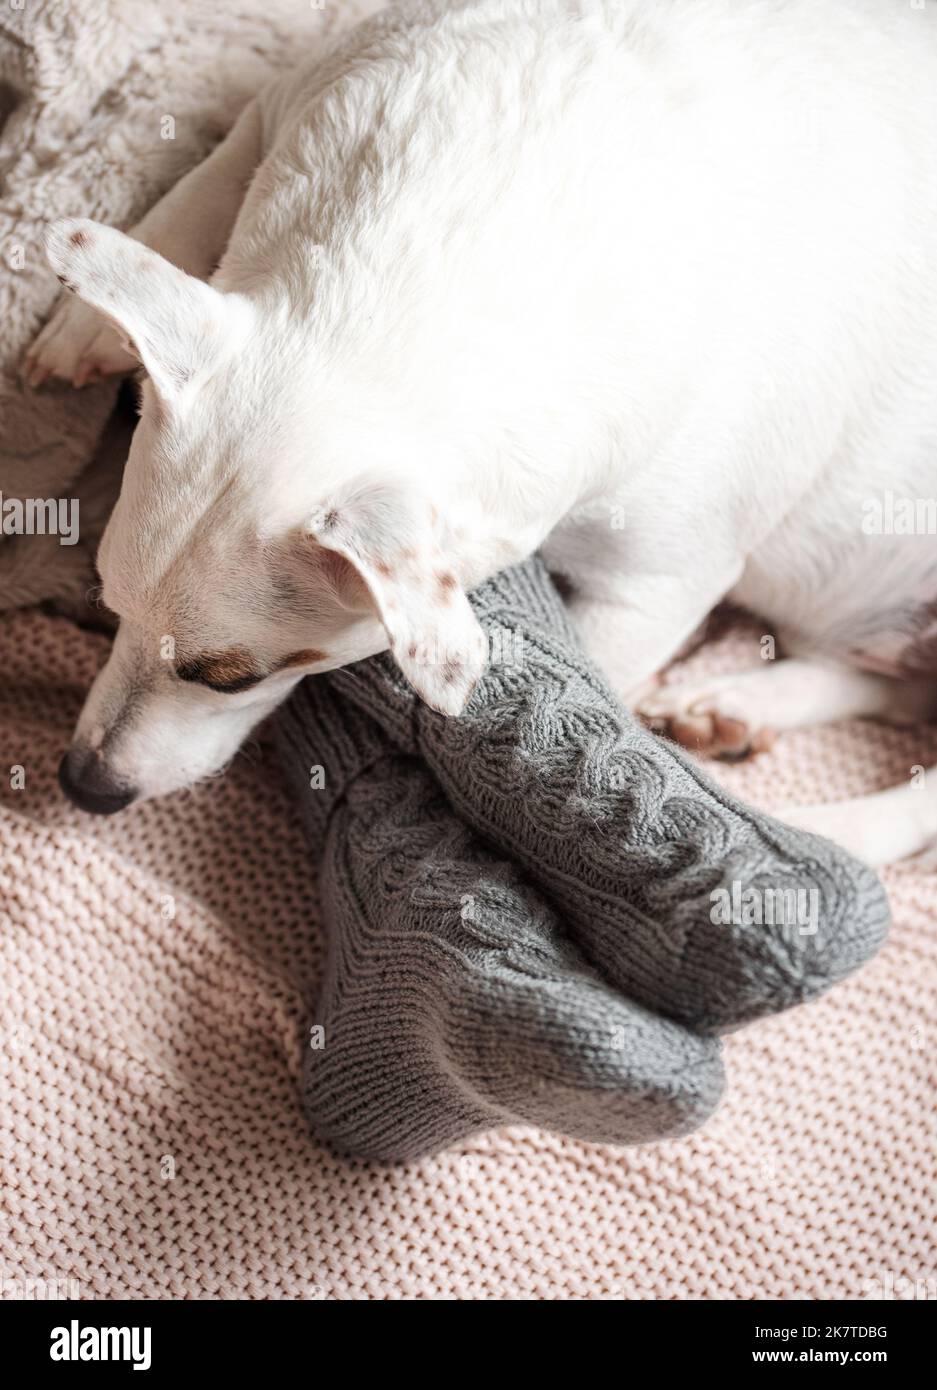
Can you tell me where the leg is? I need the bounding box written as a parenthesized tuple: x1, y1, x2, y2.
(24, 98, 262, 388)
(548, 483, 745, 705)
(638, 658, 937, 756)
(566, 568, 738, 705)
(781, 767, 937, 867)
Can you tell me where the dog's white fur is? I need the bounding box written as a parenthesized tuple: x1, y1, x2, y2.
(24, 0, 937, 862)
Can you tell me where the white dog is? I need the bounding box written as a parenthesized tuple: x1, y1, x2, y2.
(24, 0, 937, 866)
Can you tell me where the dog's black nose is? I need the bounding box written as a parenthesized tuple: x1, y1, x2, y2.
(58, 748, 138, 816)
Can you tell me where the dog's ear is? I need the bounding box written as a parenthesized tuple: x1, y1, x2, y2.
(44, 218, 241, 401)
(304, 482, 486, 715)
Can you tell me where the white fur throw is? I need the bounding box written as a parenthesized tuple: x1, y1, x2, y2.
(0, 0, 379, 612)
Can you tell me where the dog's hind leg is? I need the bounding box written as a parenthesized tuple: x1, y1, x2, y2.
(638, 658, 937, 757)
(24, 98, 263, 388)
(126, 97, 264, 281)
(781, 767, 937, 867)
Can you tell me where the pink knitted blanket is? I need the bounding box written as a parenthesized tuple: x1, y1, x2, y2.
(1, 607, 934, 1299)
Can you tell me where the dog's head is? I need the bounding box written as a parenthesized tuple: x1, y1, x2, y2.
(47, 219, 487, 812)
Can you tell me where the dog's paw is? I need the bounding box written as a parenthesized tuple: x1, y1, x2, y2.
(619, 672, 662, 710)
(637, 675, 777, 757)
(22, 294, 136, 388)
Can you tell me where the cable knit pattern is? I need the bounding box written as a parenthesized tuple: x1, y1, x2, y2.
(324, 561, 890, 1034)
(277, 681, 725, 1162)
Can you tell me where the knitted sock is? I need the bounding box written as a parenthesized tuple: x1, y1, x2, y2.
(277, 687, 725, 1163)
(318, 558, 889, 1034)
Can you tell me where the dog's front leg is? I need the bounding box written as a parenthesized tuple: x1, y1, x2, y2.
(24, 98, 263, 388)
(549, 466, 752, 707)
(566, 560, 741, 707)
(638, 660, 937, 757)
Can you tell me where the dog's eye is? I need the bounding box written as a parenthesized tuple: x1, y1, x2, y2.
(198, 673, 265, 695)
(175, 652, 265, 694)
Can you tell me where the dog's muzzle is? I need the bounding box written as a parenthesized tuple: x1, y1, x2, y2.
(58, 747, 138, 815)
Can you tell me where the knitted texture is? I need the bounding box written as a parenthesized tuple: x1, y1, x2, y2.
(2, 601, 935, 1299)
(320, 560, 890, 1034)
(277, 684, 725, 1162)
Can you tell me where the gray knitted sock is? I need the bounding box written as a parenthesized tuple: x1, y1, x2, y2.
(319, 558, 889, 1034)
(277, 686, 725, 1163)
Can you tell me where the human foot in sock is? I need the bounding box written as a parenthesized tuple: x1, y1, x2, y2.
(277, 690, 725, 1163)
(319, 559, 889, 1035)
